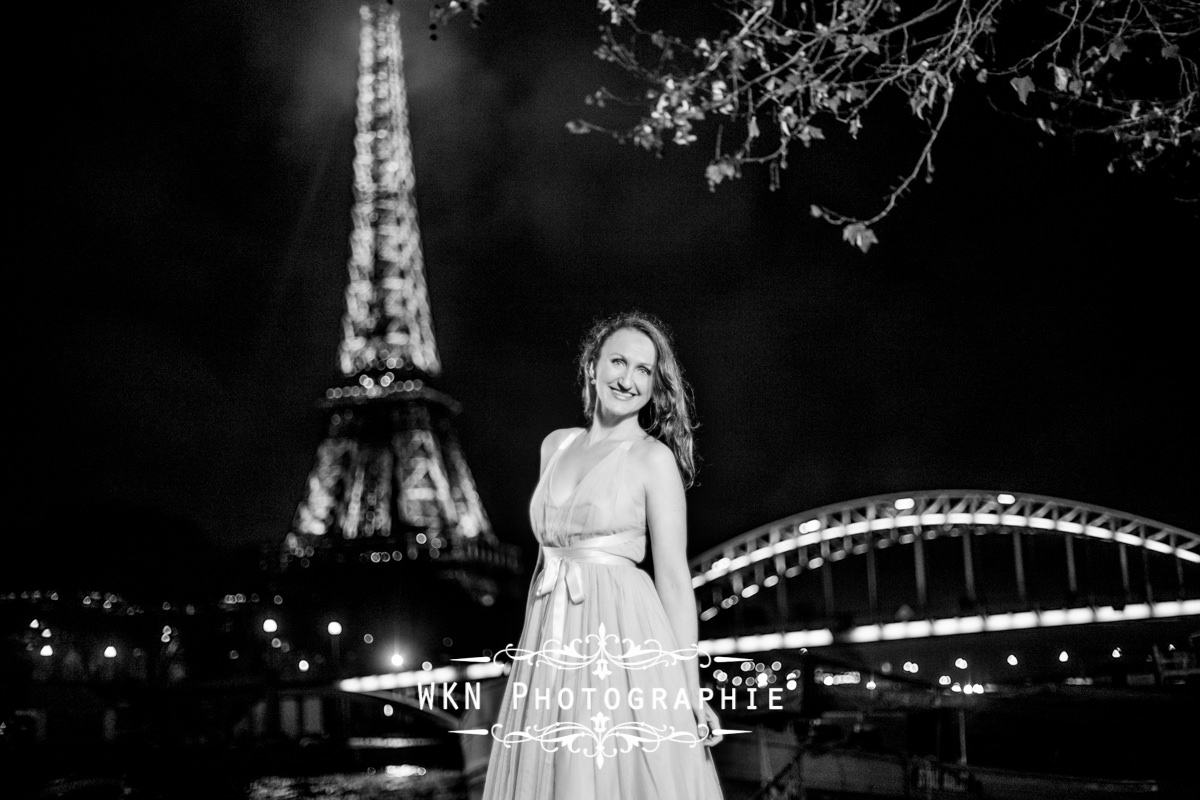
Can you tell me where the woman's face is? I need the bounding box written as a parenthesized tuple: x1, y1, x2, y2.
(592, 327, 656, 421)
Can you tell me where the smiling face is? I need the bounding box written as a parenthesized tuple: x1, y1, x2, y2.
(591, 327, 657, 422)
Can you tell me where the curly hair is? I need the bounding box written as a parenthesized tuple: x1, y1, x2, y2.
(577, 310, 699, 488)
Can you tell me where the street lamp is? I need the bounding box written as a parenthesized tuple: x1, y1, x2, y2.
(328, 621, 343, 673)
(263, 618, 278, 633)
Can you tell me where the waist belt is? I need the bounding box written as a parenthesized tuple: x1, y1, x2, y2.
(534, 529, 644, 644)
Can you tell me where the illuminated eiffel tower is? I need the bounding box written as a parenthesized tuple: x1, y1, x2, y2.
(281, 2, 521, 667)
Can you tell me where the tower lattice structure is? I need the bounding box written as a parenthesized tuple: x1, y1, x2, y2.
(284, 3, 520, 613)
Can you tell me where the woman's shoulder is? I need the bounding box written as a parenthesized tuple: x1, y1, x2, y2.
(540, 427, 584, 455)
(628, 435, 678, 475)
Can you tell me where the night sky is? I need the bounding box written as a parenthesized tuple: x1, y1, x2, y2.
(16, 0, 1197, 595)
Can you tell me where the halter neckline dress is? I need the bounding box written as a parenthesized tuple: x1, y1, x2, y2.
(480, 429, 724, 800)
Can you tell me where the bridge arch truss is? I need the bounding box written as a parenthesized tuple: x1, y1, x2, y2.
(690, 490, 1200, 651)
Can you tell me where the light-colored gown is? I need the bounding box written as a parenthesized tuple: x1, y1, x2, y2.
(480, 429, 725, 799)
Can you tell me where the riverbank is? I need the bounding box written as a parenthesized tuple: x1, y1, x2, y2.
(9, 676, 1196, 800)
(8, 738, 465, 800)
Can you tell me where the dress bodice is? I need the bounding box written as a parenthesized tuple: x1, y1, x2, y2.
(529, 429, 647, 563)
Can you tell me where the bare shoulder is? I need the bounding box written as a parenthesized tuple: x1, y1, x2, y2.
(629, 436, 681, 482)
(539, 427, 583, 464)
(541, 427, 583, 451)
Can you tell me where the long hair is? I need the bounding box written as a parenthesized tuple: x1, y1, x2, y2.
(577, 310, 699, 488)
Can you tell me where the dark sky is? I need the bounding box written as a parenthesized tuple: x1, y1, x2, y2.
(17, 0, 1197, 592)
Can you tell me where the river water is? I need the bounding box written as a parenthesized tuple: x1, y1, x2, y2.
(245, 766, 466, 800)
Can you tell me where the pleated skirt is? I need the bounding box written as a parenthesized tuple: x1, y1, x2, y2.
(480, 559, 724, 800)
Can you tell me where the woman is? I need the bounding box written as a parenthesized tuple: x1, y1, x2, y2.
(481, 311, 725, 799)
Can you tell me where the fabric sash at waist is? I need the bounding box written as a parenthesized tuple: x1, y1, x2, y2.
(534, 528, 644, 643)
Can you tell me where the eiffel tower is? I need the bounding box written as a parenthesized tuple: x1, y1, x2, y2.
(279, 2, 522, 671)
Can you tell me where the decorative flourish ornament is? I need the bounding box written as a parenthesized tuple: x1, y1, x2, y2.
(490, 720, 709, 769)
(497, 622, 710, 675)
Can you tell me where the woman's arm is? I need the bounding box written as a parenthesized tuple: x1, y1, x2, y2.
(521, 430, 573, 636)
(538, 428, 575, 476)
(642, 441, 703, 709)
(538, 431, 560, 475)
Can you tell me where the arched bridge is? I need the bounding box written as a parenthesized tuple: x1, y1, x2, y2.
(340, 490, 1200, 713)
(691, 489, 1200, 654)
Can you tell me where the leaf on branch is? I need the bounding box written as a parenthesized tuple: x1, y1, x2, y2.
(1010, 76, 1034, 105)
(598, 0, 637, 26)
(1161, 44, 1179, 59)
(1053, 66, 1070, 92)
(810, 205, 824, 218)
(842, 223, 879, 253)
(910, 94, 928, 119)
(711, 80, 735, 114)
(975, 68, 988, 83)
(566, 119, 592, 135)
(852, 34, 880, 55)
(798, 124, 825, 146)
(705, 158, 738, 190)
(1108, 38, 1129, 61)
(779, 106, 799, 137)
